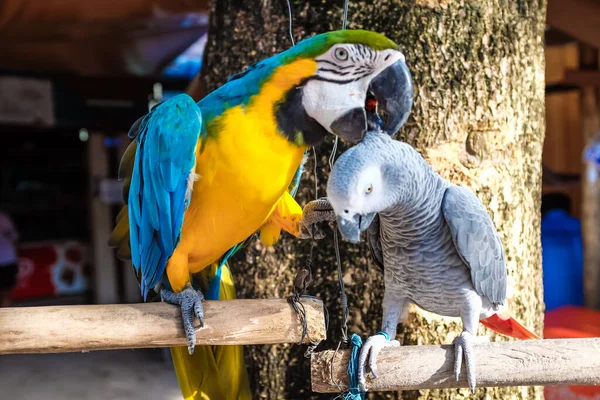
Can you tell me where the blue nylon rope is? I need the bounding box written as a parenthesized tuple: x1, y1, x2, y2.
(338, 332, 388, 399)
(342, 333, 365, 400)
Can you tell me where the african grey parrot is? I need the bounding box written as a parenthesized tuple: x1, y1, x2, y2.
(303, 130, 539, 392)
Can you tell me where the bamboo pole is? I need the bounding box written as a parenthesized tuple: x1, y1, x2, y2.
(88, 132, 119, 304)
(580, 45, 600, 310)
(311, 338, 600, 393)
(0, 298, 326, 354)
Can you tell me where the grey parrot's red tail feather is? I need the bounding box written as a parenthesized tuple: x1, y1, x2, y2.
(480, 313, 541, 340)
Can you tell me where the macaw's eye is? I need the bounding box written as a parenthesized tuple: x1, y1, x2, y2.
(365, 184, 373, 194)
(334, 47, 349, 61)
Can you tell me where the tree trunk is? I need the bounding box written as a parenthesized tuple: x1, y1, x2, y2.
(198, 1, 546, 399)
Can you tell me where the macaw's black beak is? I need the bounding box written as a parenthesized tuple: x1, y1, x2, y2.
(371, 58, 414, 136)
(330, 59, 414, 144)
(336, 213, 377, 243)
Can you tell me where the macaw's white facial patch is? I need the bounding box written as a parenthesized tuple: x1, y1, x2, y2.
(302, 77, 367, 131)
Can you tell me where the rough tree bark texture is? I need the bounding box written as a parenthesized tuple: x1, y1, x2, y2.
(197, 1, 546, 399)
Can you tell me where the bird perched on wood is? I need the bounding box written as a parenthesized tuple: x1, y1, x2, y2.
(108, 30, 413, 400)
(304, 130, 539, 393)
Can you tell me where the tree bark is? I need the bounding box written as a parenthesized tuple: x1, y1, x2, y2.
(198, 1, 546, 399)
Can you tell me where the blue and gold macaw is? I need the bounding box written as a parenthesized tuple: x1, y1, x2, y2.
(109, 29, 413, 400)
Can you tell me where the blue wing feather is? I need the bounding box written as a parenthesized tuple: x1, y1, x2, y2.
(288, 149, 308, 197)
(127, 93, 202, 300)
(171, 179, 188, 241)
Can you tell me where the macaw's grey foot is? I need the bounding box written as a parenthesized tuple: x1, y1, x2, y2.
(357, 334, 400, 392)
(298, 198, 336, 239)
(453, 331, 489, 393)
(161, 285, 205, 355)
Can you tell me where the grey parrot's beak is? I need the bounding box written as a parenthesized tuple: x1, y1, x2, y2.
(336, 213, 377, 243)
(330, 59, 413, 143)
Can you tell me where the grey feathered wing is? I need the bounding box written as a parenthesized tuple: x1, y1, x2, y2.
(441, 185, 507, 306)
(366, 214, 385, 271)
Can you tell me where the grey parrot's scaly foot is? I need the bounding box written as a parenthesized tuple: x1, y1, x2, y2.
(453, 331, 490, 393)
(161, 285, 205, 355)
(357, 334, 400, 392)
(298, 198, 336, 240)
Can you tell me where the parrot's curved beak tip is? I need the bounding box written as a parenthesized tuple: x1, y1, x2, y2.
(336, 213, 376, 243)
(371, 58, 414, 136)
(330, 59, 414, 144)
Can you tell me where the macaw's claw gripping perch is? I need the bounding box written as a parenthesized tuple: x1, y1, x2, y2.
(161, 285, 205, 354)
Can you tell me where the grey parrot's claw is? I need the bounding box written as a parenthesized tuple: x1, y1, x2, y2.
(357, 334, 400, 392)
(161, 285, 205, 355)
(453, 332, 488, 393)
(453, 340, 463, 381)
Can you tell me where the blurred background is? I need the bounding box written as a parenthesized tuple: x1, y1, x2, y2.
(0, 1, 209, 398)
(0, 0, 599, 399)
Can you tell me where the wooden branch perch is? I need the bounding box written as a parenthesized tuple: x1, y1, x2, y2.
(311, 338, 600, 392)
(0, 298, 326, 355)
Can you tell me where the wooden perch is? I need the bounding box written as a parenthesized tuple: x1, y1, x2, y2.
(0, 298, 326, 355)
(311, 338, 600, 392)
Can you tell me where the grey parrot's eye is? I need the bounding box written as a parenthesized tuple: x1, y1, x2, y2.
(334, 47, 349, 62)
(365, 184, 373, 194)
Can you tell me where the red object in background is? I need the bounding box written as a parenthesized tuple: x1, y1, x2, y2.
(12, 243, 57, 299)
(11, 241, 88, 300)
(544, 306, 600, 400)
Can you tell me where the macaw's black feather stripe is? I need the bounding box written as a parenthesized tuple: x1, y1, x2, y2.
(308, 76, 357, 84)
(354, 66, 372, 74)
(274, 80, 330, 147)
(358, 44, 367, 57)
(314, 59, 355, 70)
(317, 68, 353, 76)
(308, 72, 371, 85)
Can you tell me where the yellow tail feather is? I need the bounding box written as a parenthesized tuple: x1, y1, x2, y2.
(170, 263, 252, 400)
(109, 208, 130, 248)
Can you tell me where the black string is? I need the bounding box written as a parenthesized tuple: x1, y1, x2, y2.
(288, 240, 330, 358)
(334, 229, 349, 344)
(288, 294, 329, 358)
